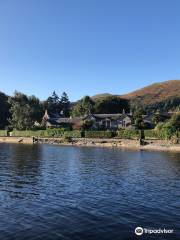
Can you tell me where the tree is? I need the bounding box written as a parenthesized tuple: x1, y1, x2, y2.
(60, 92, 70, 117)
(131, 99, 146, 122)
(133, 106, 145, 129)
(94, 96, 129, 114)
(44, 91, 61, 113)
(0, 92, 10, 129)
(8, 91, 42, 130)
(8, 92, 33, 130)
(72, 96, 95, 117)
(155, 113, 180, 140)
(28, 95, 44, 123)
(169, 112, 180, 131)
(146, 96, 180, 113)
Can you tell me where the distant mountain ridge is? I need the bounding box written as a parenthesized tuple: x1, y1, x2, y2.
(91, 93, 113, 100)
(92, 80, 180, 106)
(121, 80, 180, 105)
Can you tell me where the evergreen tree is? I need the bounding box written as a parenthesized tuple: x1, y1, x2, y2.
(60, 92, 70, 117)
(44, 91, 61, 113)
(133, 106, 146, 129)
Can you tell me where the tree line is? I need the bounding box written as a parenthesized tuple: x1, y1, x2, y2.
(0, 90, 179, 130)
(0, 91, 130, 130)
(0, 91, 70, 130)
(72, 96, 130, 116)
(146, 96, 180, 113)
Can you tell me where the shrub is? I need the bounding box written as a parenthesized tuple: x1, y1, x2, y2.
(159, 122, 176, 140)
(63, 130, 82, 138)
(117, 129, 139, 139)
(11, 130, 30, 137)
(11, 129, 82, 138)
(85, 131, 115, 138)
(154, 122, 164, 132)
(153, 113, 180, 140)
(0, 130, 8, 136)
(154, 121, 177, 140)
(144, 130, 159, 139)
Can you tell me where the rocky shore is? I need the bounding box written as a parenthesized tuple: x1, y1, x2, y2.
(49, 138, 180, 152)
(0, 136, 179, 152)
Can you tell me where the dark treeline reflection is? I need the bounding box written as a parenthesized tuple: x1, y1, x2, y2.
(0, 144, 42, 199)
(10, 144, 42, 177)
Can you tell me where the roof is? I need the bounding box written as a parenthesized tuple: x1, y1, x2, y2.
(93, 114, 122, 118)
(45, 112, 133, 123)
(56, 117, 83, 124)
(92, 113, 133, 120)
(46, 119, 61, 126)
(56, 118, 71, 123)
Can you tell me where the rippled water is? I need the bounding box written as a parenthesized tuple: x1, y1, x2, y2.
(0, 143, 179, 240)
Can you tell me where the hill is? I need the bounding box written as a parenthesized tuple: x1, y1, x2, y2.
(92, 80, 180, 105)
(91, 93, 113, 100)
(121, 80, 180, 105)
(91, 80, 180, 112)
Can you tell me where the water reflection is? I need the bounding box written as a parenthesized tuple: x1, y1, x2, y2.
(0, 143, 179, 240)
(0, 144, 42, 199)
(10, 144, 42, 176)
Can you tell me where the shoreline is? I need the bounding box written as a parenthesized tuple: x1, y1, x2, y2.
(0, 136, 180, 152)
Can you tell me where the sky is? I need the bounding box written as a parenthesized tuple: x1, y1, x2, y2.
(0, 0, 180, 101)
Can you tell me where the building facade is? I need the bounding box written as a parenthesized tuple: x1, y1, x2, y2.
(42, 110, 135, 129)
(40, 110, 176, 130)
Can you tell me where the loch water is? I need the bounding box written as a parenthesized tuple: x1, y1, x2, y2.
(0, 143, 179, 240)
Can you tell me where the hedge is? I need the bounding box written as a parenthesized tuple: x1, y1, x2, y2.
(117, 129, 167, 139)
(144, 130, 159, 139)
(11, 129, 82, 138)
(11, 130, 43, 137)
(117, 129, 139, 139)
(0, 130, 8, 137)
(117, 129, 179, 140)
(85, 131, 115, 138)
(9, 129, 180, 140)
(144, 129, 178, 139)
(63, 131, 82, 138)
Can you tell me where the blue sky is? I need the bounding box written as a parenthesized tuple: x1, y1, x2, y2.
(0, 0, 180, 101)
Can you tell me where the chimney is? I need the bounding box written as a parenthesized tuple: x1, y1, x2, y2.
(44, 110, 49, 119)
